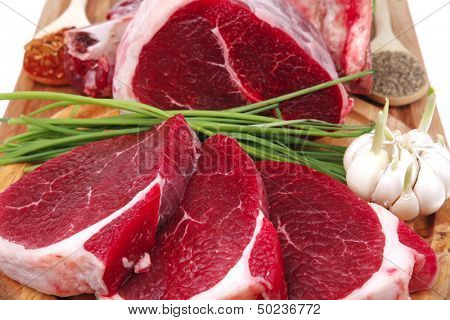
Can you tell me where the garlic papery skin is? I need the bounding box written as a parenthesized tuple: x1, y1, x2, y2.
(343, 133, 373, 171)
(406, 129, 433, 148)
(421, 145, 450, 198)
(372, 146, 403, 208)
(371, 146, 419, 212)
(343, 131, 395, 172)
(346, 149, 390, 201)
(390, 164, 420, 221)
(397, 146, 419, 184)
(414, 156, 446, 216)
(391, 192, 420, 221)
(346, 111, 389, 202)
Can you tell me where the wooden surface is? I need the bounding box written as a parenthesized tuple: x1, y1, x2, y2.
(0, 0, 448, 300)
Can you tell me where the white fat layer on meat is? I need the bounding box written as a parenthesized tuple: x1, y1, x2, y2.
(84, 70, 97, 91)
(321, 0, 346, 61)
(344, 203, 417, 300)
(236, 0, 349, 115)
(122, 257, 134, 269)
(190, 210, 269, 300)
(0, 176, 163, 297)
(101, 293, 123, 300)
(247, 0, 339, 79)
(210, 27, 259, 102)
(67, 17, 131, 61)
(134, 252, 151, 273)
(113, 0, 195, 100)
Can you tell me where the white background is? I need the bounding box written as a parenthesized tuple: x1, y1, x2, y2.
(0, 300, 448, 319)
(0, 1, 448, 316)
(0, 0, 449, 137)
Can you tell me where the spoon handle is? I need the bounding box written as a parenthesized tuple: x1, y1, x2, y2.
(373, 0, 396, 48)
(34, 0, 90, 39)
(65, 0, 89, 14)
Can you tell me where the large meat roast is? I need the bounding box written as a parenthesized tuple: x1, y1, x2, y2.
(113, 0, 352, 123)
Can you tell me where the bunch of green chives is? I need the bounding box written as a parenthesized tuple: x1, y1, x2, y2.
(0, 71, 374, 181)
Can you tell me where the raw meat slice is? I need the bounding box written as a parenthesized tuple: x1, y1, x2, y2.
(257, 161, 438, 300)
(0, 115, 201, 297)
(114, 0, 351, 123)
(64, 0, 142, 98)
(287, 0, 373, 94)
(111, 135, 287, 300)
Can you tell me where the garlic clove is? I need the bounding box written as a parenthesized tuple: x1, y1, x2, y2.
(372, 146, 403, 208)
(407, 129, 433, 148)
(398, 146, 419, 183)
(372, 165, 403, 208)
(414, 157, 446, 216)
(391, 191, 420, 221)
(346, 149, 390, 201)
(390, 163, 420, 221)
(421, 145, 450, 199)
(343, 133, 373, 171)
(433, 142, 450, 162)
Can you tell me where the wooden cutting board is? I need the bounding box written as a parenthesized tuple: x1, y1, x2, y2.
(0, 0, 448, 300)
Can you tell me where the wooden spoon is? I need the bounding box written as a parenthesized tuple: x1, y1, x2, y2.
(34, 0, 90, 39)
(370, 0, 429, 106)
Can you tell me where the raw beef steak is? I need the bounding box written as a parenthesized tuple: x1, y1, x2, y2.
(0, 115, 201, 297)
(113, 0, 351, 123)
(257, 161, 438, 300)
(111, 135, 287, 300)
(287, 0, 373, 94)
(63, 0, 141, 97)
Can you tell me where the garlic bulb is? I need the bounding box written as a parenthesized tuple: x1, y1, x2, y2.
(344, 93, 450, 221)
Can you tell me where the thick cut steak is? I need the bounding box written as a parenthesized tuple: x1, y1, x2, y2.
(63, 0, 141, 97)
(0, 115, 201, 297)
(112, 135, 287, 300)
(257, 161, 438, 300)
(113, 0, 351, 123)
(287, 0, 373, 94)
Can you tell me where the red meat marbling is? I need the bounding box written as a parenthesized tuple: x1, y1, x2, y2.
(112, 135, 287, 300)
(0, 115, 201, 297)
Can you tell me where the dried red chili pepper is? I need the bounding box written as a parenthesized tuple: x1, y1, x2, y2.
(23, 28, 71, 85)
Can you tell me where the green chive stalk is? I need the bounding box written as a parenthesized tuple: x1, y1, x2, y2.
(0, 71, 374, 181)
